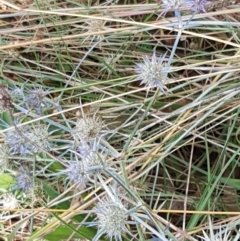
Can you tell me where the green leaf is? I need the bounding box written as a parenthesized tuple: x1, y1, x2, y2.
(0, 173, 15, 192)
(44, 224, 97, 241)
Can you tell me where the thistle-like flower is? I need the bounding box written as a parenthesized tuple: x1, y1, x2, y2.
(4, 123, 50, 155)
(84, 151, 104, 172)
(93, 189, 132, 241)
(83, 149, 111, 181)
(0, 193, 19, 218)
(74, 139, 117, 184)
(73, 112, 105, 143)
(87, 20, 107, 42)
(27, 87, 48, 114)
(9, 85, 49, 114)
(184, 0, 238, 13)
(135, 51, 169, 93)
(184, 0, 211, 13)
(28, 124, 50, 150)
(162, 0, 186, 10)
(15, 168, 33, 192)
(0, 143, 10, 171)
(158, 0, 187, 27)
(4, 126, 29, 155)
(60, 160, 89, 188)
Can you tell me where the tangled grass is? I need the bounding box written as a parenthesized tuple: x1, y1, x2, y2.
(0, 0, 240, 240)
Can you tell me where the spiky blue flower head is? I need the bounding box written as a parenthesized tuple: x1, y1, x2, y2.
(135, 51, 169, 93)
(61, 160, 89, 188)
(185, 0, 238, 13)
(15, 168, 33, 192)
(73, 111, 105, 144)
(74, 139, 117, 185)
(183, 0, 210, 13)
(26, 87, 49, 114)
(8, 84, 50, 114)
(0, 193, 19, 212)
(162, 0, 187, 10)
(94, 194, 131, 241)
(83, 151, 105, 175)
(157, 0, 189, 28)
(4, 123, 50, 156)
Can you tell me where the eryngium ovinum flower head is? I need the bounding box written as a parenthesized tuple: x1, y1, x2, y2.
(9, 85, 49, 114)
(87, 20, 106, 42)
(184, 0, 237, 13)
(15, 168, 33, 192)
(26, 87, 48, 114)
(82, 150, 106, 179)
(183, 0, 210, 13)
(0, 143, 10, 171)
(135, 51, 169, 94)
(83, 146, 115, 182)
(93, 185, 134, 241)
(73, 109, 105, 144)
(4, 123, 50, 156)
(0, 193, 19, 218)
(60, 160, 89, 188)
(162, 0, 186, 9)
(61, 145, 110, 188)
